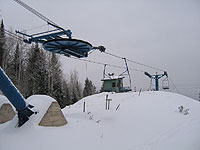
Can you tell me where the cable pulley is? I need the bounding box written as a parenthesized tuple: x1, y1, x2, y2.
(13, 0, 105, 58)
(6, 0, 177, 91)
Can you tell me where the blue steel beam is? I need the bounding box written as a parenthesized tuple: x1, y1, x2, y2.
(16, 29, 72, 44)
(0, 67, 34, 127)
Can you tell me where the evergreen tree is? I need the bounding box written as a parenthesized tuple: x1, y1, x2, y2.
(69, 70, 82, 104)
(25, 44, 48, 97)
(0, 20, 5, 68)
(83, 77, 97, 97)
(62, 80, 71, 106)
(48, 53, 66, 108)
(8, 44, 21, 86)
(71, 88, 78, 105)
(7, 43, 28, 96)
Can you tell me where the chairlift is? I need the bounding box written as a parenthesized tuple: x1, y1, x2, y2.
(14, 0, 105, 58)
(162, 77, 169, 90)
(144, 71, 169, 91)
(102, 58, 132, 93)
(150, 77, 155, 91)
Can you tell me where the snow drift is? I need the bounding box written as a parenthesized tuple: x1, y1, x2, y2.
(0, 91, 200, 150)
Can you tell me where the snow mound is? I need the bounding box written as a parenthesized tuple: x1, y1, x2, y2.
(0, 95, 13, 107)
(0, 95, 57, 129)
(1, 91, 200, 150)
(0, 95, 16, 124)
(64, 91, 200, 150)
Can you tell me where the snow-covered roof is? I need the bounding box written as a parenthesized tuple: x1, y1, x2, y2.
(101, 75, 124, 81)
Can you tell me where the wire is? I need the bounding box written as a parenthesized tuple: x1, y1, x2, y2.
(13, 0, 64, 30)
(104, 51, 165, 72)
(104, 52, 123, 59)
(23, 24, 47, 32)
(168, 77, 180, 94)
(12, 1, 164, 73)
(69, 57, 144, 73)
(4, 29, 24, 42)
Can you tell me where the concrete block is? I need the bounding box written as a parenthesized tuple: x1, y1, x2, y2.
(39, 101, 67, 127)
(0, 103, 15, 123)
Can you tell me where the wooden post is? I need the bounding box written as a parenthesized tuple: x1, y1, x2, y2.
(139, 89, 142, 96)
(116, 104, 120, 110)
(105, 94, 108, 110)
(108, 99, 110, 110)
(107, 99, 112, 110)
(83, 101, 86, 112)
(105, 94, 112, 110)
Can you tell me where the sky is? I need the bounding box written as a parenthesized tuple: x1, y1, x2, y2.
(0, 0, 200, 98)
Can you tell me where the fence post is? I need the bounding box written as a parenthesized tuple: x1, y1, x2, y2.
(83, 101, 86, 112)
(105, 94, 108, 110)
(139, 89, 142, 96)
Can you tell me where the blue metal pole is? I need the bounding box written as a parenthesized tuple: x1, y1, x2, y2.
(155, 74, 159, 91)
(0, 67, 34, 127)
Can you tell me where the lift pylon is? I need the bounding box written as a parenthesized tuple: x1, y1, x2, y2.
(0, 67, 34, 127)
(144, 71, 168, 91)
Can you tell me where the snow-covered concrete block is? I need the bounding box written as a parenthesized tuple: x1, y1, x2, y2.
(39, 101, 67, 127)
(0, 103, 15, 123)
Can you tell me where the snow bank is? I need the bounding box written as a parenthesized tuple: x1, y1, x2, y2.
(0, 95, 13, 108)
(0, 95, 56, 130)
(0, 91, 200, 150)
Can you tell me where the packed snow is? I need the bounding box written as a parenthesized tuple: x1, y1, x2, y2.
(0, 91, 200, 150)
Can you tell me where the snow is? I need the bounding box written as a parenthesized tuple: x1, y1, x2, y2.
(0, 95, 11, 107)
(0, 91, 200, 150)
(101, 75, 124, 81)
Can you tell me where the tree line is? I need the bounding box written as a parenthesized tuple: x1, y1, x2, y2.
(0, 20, 97, 109)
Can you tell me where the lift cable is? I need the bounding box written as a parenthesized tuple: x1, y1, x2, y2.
(4, 29, 24, 42)
(13, 0, 64, 31)
(12, 0, 165, 73)
(4, 30, 179, 92)
(71, 56, 180, 93)
(104, 51, 165, 72)
(168, 77, 180, 94)
(3, 29, 157, 74)
(22, 24, 47, 32)
(70, 57, 145, 73)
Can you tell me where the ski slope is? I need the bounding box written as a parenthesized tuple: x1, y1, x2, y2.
(0, 91, 200, 150)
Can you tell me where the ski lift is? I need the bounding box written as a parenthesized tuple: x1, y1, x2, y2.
(149, 77, 155, 91)
(101, 58, 132, 93)
(162, 77, 169, 90)
(14, 0, 105, 58)
(144, 71, 169, 91)
(43, 38, 94, 58)
(16, 26, 105, 58)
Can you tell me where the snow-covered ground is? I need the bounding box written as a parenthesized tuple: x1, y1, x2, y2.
(0, 91, 200, 150)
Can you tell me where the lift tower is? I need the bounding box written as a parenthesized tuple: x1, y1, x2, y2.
(144, 71, 168, 91)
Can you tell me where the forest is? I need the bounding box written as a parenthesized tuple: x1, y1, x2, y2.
(0, 20, 97, 109)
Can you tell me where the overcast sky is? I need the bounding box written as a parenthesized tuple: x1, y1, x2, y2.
(1, 0, 200, 97)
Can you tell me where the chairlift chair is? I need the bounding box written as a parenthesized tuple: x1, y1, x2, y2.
(144, 71, 169, 91)
(162, 77, 169, 90)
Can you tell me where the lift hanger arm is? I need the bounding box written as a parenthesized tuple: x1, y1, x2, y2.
(144, 72, 152, 78)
